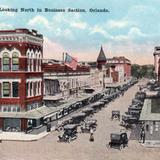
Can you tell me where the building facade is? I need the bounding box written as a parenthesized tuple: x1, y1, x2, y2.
(96, 46, 131, 83)
(0, 28, 43, 132)
(43, 60, 92, 100)
(153, 46, 160, 80)
(106, 56, 131, 82)
(140, 98, 160, 145)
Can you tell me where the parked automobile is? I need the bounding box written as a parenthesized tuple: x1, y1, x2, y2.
(108, 131, 128, 150)
(71, 113, 86, 124)
(111, 110, 120, 120)
(55, 117, 73, 132)
(82, 107, 94, 116)
(81, 118, 97, 133)
(58, 124, 78, 143)
(121, 115, 138, 128)
(91, 101, 105, 112)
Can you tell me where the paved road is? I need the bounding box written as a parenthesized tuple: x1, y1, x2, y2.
(1, 79, 160, 160)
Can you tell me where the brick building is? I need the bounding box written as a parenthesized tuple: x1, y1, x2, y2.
(96, 46, 131, 83)
(43, 59, 91, 101)
(106, 56, 131, 82)
(0, 28, 44, 132)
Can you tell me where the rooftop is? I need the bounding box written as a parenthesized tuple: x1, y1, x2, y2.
(0, 28, 43, 38)
(140, 98, 160, 121)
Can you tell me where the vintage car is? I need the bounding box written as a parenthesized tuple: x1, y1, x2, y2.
(108, 131, 128, 150)
(55, 117, 73, 132)
(121, 115, 138, 128)
(111, 110, 120, 120)
(100, 98, 109, 105)
(82, 107, 94, 116)
(71, 113, 86, 124)
(127, 110, 141, 118)
(81, 118, 97, 133)
(58, 124, 78, 143)
(128, 106, 142, 112)
(132, 99, 143, 106)
(91, 101, 105, 112)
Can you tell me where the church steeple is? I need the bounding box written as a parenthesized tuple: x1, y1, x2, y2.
(97, 45, 107, 62)
(97, 45, 107, 70)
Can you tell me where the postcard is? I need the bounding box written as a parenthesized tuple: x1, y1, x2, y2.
(0, 0, 159, 160)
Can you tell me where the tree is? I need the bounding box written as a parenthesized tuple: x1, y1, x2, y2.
(131, 64, 155, 78)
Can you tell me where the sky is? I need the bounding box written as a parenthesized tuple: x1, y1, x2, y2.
(0, 0, 160, 64)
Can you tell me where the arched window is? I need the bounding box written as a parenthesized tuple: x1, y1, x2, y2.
(12, 52, 19, 71)
(3, 52, 10, 71)
(35, 53, 38, 71)
(30, 52, 34, 72)
(38, 54, 41, 71)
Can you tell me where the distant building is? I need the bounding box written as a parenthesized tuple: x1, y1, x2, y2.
(96, 46, 131, 83)
(153, 46, 160, 80)
(106, 56, 131, 82)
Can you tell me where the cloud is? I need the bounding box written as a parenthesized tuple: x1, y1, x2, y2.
(113, 27, 147, 41)
(52, 13, 88, 30)
(43, 37, 65, 60)
(106, 20, 129, 29)
(28, 13, 87, 39)
(28, 15, 51, 29)
(70, 21, 87, 29)
(128, 27, 146, 37)
(89, 25, 113, 39)
(0, 23, 13, 29)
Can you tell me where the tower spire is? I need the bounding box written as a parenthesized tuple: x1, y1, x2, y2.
(97, 45, 107, 62)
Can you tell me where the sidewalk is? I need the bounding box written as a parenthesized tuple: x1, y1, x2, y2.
(0, 126, 56, 141)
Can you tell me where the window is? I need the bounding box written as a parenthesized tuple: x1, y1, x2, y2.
(30, 82, 32, 96)
(3, 82, 10, 97)
(26, 83, 28, 96)
(146, 124, 149, 131)
(12, 52, 19, 71)
(150, 125, 153, 134)
(33, 82, 36, 96)
(12, 106, 17, 112)
(3, 106, 7, 112)
(155, 122, 159, 131)
(3, 52, 10, 71)
(12, 82, 19, 97)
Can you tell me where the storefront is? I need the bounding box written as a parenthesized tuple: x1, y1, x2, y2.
(4, 118, 21, 132)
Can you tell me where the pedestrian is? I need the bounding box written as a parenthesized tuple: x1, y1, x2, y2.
(140, 128, 143, 142)
(89, 127, 94, 142)
(140, 128, 145, 143)
(142, 130, 145, 144)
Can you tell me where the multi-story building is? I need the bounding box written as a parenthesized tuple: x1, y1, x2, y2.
(106, 56, 131, 82)
(43, 60, 91, 101)
(0, 28, 43, 132)
(96, 46, 131, 83)
(153, 46, 160, 80)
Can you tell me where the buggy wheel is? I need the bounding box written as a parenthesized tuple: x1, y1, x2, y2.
(119, 144, 123, 150)
(58, 127, 63, 132)
(68, 138, 71, 143)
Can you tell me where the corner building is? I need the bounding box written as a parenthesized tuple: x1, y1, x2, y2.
(0, 29, 43, 132)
